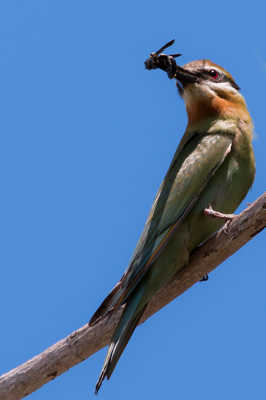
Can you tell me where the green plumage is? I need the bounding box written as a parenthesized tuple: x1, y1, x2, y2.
(91, 118, 255, 393)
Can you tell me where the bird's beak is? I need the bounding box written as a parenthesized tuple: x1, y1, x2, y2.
(175, 66, 199, 87)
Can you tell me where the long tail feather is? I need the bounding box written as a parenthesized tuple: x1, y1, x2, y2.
(95, 289, 147, 394)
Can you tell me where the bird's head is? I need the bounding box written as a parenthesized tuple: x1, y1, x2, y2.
(175, 60, 251, 131)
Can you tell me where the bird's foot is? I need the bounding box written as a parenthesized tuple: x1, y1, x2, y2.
(223, 219, 233, 235)
(200, 274, 209, 282)
(204, 205, 236, 221)
(144, 39, 181, 79)
(204, 205, 236, 235)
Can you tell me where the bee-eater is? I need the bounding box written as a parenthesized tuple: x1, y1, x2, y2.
(90, 42, 255, 393)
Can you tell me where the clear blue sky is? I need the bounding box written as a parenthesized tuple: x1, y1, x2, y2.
(1, 1, 265, 399)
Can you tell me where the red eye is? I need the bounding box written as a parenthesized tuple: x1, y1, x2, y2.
(208, 69, 220, 80)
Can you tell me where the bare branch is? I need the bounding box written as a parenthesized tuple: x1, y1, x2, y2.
(0, 193, 265, 400)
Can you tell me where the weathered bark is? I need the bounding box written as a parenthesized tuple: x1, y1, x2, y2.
(0, 193, 265, 400)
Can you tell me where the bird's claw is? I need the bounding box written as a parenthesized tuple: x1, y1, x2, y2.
(204, 206, 236, 235)
(223, 219, 233, 235)
(200, 274, 209, 282)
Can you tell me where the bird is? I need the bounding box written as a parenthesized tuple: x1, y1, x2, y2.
(89, 41, 255, 393)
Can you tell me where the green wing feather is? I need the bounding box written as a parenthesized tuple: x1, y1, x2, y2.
(93, 131, 234, 393)
(90, 132, 232, 326)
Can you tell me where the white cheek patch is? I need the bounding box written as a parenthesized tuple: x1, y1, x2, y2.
(183, 80, 241, 108)
(206, 80, 238, 95)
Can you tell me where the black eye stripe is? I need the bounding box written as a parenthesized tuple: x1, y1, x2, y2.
(198, 68, 222, 79)
(227, 78, 240, 90)
(198, 68, 240, 90)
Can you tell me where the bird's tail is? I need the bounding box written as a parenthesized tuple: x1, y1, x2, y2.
(95, 286, 147, 394)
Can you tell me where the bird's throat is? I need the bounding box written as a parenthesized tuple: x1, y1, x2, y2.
(185, 94, 250, 129)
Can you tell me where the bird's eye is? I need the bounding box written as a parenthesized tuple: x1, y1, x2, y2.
(208, 69, 220, 80)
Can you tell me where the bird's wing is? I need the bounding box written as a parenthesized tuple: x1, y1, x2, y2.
(89, 131, 232, 325)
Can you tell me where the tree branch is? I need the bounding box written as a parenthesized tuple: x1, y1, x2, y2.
(1, 193, 265, 400)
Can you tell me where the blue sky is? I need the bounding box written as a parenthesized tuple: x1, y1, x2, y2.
(1, 1, 265, 399)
